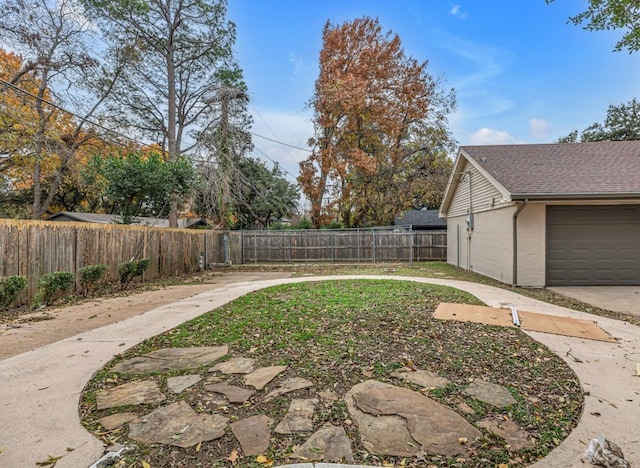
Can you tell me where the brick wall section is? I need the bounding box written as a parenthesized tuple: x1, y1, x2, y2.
(516, 203, 546, 287)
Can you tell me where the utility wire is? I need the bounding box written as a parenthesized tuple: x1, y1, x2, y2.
(1, 77, 308, 181)
(250, 131, 312, 152)
(250, 102, 312, 159)
(0, 77, 151, 149)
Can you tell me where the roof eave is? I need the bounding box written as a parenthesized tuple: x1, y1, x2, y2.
(510, 192, 640, 201)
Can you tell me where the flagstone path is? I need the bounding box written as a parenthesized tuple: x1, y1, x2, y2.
(94, 345, 535, 462)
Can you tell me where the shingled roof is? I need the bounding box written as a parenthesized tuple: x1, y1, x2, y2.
(459, 141, 640, 199)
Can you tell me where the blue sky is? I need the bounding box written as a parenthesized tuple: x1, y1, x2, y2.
(227, 0, 640, 182)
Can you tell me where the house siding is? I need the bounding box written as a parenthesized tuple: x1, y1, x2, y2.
(448, 161, 504, 218)
(516, 203, 546, 287)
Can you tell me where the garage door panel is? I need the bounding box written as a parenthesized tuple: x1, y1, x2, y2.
(546, 205, 640, 286)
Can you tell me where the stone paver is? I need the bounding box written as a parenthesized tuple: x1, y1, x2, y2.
(111, 346, 228, 374)
(210, 357, 255, 374)
(293, 423, 354, 463)
(205, 382, 254, 403)
(167, 374, 201, 394)
(391, 369, 450, 389)
(98, 412, 138, 430)
(478, 417, 535, 451)
(244, 365, 287, 390)
(347, 379, 481, 456)
(128, 401, 227, 448)
(230, 415, 274, 456)
(265, 377, 313, 400)
(464, 380, 517, 408)
(274, 398, 317, 434)
(96, 380, 165, 410)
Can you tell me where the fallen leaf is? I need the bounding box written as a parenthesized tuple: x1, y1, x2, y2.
(143, 461, 151, 468)
(227, 449, 239, 463)
(256, 455, 268, 463)
(195, 441, 202, 453)
(458, 437, 468, 444)
(36, 454, 64, 466)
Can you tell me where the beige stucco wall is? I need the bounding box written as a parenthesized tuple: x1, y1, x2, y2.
(516, 203, 546, 287)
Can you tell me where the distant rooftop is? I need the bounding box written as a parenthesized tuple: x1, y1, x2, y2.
(394, 209, 446, 230)
(47, 212, 204, 228)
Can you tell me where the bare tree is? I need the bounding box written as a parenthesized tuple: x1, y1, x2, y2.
(0, 0, 124, 218)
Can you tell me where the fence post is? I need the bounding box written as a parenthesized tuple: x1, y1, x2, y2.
(331, 232, 334, 263)
(409, 226, 413, 267)
(372, 229, 376, 263)
(254, 231, 257, 264)
(357, 228, 360, 263)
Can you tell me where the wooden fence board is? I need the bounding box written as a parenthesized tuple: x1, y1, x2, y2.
(0, 219, 447, 307)
(0, 220, 230, 306)
(240, 228, 446, 264)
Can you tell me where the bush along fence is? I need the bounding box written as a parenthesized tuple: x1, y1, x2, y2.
(0, 220, 241, 307)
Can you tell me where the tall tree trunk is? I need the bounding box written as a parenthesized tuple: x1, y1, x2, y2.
(166, 22, 179, 228)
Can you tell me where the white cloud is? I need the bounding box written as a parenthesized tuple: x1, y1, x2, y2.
(467, 127, 517, 145)
(529, 118, 552, 139)
(250, 108, 314, 182)
(449, 4, 467, 20)
(288, 53, 305, 76)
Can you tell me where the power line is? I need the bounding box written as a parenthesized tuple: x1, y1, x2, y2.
(251, 145, 299, 182)
(0, 77, 151, 149)
(250, 131, 313, 153)
(250, 103, 312, 159)
(1, 77, 305, 185)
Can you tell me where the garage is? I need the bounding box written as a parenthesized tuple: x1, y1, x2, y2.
(546, 205, 640, 286)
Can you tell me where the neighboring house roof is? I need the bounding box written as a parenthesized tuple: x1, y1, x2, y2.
(47, 212, 204, 229)
(441, 141, 640, 214)
(394, 209, 446, 229)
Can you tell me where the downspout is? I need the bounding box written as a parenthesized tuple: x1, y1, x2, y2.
(512, 199, 529, 287)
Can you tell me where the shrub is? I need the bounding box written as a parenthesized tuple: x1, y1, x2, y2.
(294, 218, 312, 230)
(77, 264, 109, 296)
(0, 275, 27, 309)
(118, 258, 150, 289)
(34, 271, 75, 307)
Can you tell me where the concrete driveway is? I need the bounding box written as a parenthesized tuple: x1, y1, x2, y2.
(1, 276, 639, 468)
(549, 286, 640, 315)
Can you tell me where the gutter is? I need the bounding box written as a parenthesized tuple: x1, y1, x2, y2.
(512, 199, 528, 287)
(510, 192, 640, 201)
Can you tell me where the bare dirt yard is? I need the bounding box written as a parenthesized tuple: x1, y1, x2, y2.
(0, 272, 291, 360)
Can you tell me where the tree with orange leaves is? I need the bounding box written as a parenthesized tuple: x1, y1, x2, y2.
(299, 17, 456, 228)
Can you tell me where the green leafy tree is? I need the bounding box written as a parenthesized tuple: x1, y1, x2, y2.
(232, 158, 299, 229)
(83, 0, 243, 227)
(547, 0, 640, 53)
(92, 152, 195, 223)
(558, 98, 640, 142)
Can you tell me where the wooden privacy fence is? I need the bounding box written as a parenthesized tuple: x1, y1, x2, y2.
(0, 219, 241, 305)
(0, 220, 446, 305)
(241, 227, 447, 264)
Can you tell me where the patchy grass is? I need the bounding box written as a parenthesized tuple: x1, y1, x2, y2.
(81, 279, 582, 467)
(224, 261, 640, 327)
